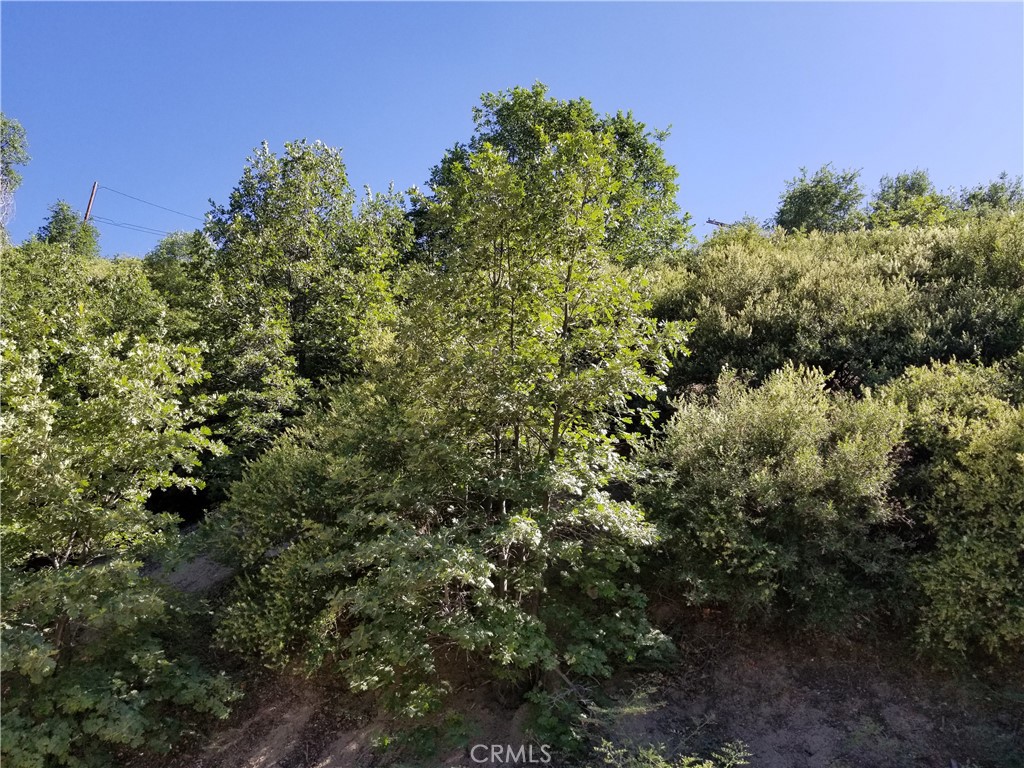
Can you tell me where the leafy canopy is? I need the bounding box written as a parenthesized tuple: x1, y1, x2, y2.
(773, 163, 866, 233)
(0, 239, 236, 768)
(36, 200, 100, 258)
(868, 169, 954, 229)
(212, 111, 687, 716)
(416, 82, 692, 266)
(141, 140, 412, 487)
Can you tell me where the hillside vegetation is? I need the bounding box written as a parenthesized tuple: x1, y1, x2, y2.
(1, 89, 1022, 767)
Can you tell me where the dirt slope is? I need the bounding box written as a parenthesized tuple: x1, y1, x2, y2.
(155, 622, 1023, 768)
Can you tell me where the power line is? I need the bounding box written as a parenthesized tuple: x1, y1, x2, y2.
(90, 215, 172, 237)
(91, 216, 169, 236)
(98, 185, 204, 222)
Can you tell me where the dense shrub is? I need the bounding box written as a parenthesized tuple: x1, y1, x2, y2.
(652, 226, 930, 391)
(918, 213, 1024, 366)
(642, 365, 907, 625)
(0, 240, 237, 767)
(653, 214, 1024, 394)
(885, 361, 1024, 658)
(0, 565, 236, 768)
(591, 740, 751, 768)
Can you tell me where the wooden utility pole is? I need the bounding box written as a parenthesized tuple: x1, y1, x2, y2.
(83, 181, 98, 222)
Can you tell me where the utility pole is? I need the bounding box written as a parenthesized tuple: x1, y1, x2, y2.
(84, 181, 98, 222)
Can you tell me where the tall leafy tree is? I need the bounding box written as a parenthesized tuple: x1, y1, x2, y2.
(203, 139, 359, 383)
(773, 163, 866, 233)
(212, 118, 686, 715)
(1, 112, 30, 224)
(0, 240, 235, 768)
(165, 222, 301, 470)
(147, 141, 412, 484)
(868, 169, 954, 229)
(414, 83, 692, 266)
(36, 200, 100, 258)
(204, 139, 409, 383)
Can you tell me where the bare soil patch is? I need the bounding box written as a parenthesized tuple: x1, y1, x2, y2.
(600, 617, 1022, 768)
(155, 619, 1023, 768)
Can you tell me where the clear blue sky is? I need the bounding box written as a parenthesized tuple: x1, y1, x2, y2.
(3, 2, 1022, 256)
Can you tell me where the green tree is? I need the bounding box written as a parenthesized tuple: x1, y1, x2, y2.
(143, 230, 202, 300)
(204, 139, 408, 383)
(36, 200, 100, 258)
(145, 141, 412, 486)
(0, 239, 236, 768)
(1, 112, 30, 191)
(414, 83, 692, 266)
(1, 112, 30, 224)
(212, 121, 686, 715)
(773, 163, 866, 234)
(868, 169, 954, 229)
(141, 230, 208, 341)
(957, 171, 1024, 217)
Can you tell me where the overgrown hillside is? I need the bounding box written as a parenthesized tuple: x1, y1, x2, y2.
(1, 89, 1022, 768)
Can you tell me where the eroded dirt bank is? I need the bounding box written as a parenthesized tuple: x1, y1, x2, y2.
(154, 620, 1023, 768)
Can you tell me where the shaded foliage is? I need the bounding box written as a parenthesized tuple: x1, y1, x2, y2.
(210, 119, 686, 715)
(642, 366, 906, 626)
(1, 240, 236, 768)
(884, 361, 1024, 659)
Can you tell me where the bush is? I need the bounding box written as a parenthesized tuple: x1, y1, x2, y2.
(652, 226, 930, 392)
(0, 240, 237, 767)
(643, 365, 906, 625)
(591, 740, 751, 768)
(653, 214, 1024, 394)
(918, 213, 1024, 366)
(885, 361, 1024, 658)
(0, 565, 237, 768)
